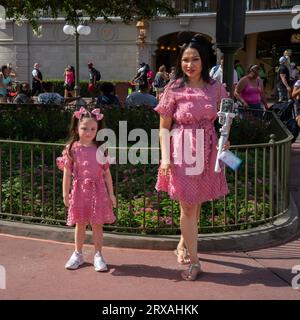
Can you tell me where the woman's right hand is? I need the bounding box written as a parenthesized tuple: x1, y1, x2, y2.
(63, 195, 70, 207)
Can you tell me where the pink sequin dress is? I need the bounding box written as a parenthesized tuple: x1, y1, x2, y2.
(56, 142, 115, 226)
(155, 79, 229, 204)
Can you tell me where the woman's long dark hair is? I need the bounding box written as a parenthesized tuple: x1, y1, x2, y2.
(66, 111, 104, 161)
(174, 34, 211, 86)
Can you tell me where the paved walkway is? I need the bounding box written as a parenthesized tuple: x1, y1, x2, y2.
(0, 139, 300, 300)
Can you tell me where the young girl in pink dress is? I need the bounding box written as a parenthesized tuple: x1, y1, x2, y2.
(155, 34, 229, 281)
(57, 107, 116, 271)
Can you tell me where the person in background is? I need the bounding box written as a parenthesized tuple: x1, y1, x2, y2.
(153, 65, 169, 100)
(87, 62, 101, 103)
(146, 67, 154, 93)
(13, 82, 33, 104)
(292, 77, 300, 130)
(32, 62, 43, 96)
(234, 64, 269, 117)
(234, 60, 245, 81)
(96, 82, 120, 108)
(125, 82, 157, 108)
(259, 63, 267, 89)
(0, 65, 13, 103)
(38, 81, 81, 105)
(283, 49, 292, 75)
(169, 66, 176, 81)
(210, 57, 238, 91)
(276, 56, 291, 102)
(7, 63, 17, 80)
(290, 63, 299, 87)
(64, 66, 75, 98)
(133, 62, 149, 88)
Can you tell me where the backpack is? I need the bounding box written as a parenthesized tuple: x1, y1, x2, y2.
(95, 69, 101, 81)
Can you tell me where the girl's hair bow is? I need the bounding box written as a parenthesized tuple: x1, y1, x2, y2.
(73, 107, 104, 121)
(91, 108, 104, 121)
(73, 107, 87, 119)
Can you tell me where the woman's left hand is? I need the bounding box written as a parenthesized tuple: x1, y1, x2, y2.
(223, 140, 231, 151)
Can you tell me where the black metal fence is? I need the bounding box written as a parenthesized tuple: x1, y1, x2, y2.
(0, 111, 293, 234)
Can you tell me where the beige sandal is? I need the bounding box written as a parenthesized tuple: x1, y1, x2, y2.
(174, 246, 190, 265)
(181, 263, 202, 281)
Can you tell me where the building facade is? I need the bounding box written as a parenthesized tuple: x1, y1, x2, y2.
(0, 0, 298, 84)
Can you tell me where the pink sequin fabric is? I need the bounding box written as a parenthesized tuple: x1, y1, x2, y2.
(154, 79, 229, 204)
(56, 142, 115, 226)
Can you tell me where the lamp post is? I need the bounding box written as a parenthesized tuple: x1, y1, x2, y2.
(136, 20, 148, 70)
(63, 21, 91, 97)
(216, 0, 246, 97)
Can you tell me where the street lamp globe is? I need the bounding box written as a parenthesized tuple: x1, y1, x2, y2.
(63, 24, 75, 35)
(77, 24, 91, 36)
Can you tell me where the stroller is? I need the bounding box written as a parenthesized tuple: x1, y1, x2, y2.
(268, 99, 300, 143)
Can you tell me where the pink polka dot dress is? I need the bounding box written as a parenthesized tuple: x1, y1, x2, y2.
(155, 79, 229, 204)
(56, 142, 115, 226)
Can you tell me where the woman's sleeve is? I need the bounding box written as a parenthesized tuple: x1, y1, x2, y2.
(56, 148, 73, 171)
(154, 85, 176, 118)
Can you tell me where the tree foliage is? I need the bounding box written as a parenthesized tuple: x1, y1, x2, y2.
(0, 0, 178, 30)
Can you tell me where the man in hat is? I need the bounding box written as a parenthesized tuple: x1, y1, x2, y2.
(277, 56, 291, 102)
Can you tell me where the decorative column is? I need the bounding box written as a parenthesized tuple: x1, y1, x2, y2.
(245, 33, 258, 68)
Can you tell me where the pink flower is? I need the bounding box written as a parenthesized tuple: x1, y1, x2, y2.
(164, 217, 172, 225)
(145, 208, 152, 213)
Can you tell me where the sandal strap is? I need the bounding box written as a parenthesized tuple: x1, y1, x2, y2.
(188, 263, 201, 273)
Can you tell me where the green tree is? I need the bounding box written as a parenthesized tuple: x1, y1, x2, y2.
(1, 0, 178, 30)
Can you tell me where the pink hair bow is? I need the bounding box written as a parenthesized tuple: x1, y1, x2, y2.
(91, 108, 104, 121)
(73, 107, 104, 121)
(74, 107, 87, 119)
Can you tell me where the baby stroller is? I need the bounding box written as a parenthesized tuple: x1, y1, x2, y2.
(268, 99, 300, 143)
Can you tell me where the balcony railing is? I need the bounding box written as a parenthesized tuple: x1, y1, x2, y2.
(171, 0, 298, 13)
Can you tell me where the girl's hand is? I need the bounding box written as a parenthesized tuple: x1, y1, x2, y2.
(159, 163, 171, 176)
(63, 195, 70, 207)
(110, 194, 117, 208)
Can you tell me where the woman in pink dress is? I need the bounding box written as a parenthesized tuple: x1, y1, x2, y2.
(57, 107, 116, 272)
(155, 34, 229, 281)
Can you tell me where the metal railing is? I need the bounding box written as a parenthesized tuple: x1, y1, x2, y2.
(0, 111, 293, 234)
(171, 0, 298, 13)
(35, 0, 298, 18)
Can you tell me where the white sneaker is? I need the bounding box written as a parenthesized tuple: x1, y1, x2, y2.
(65, 251, 84, 270)
(94, 251, 108, 272)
